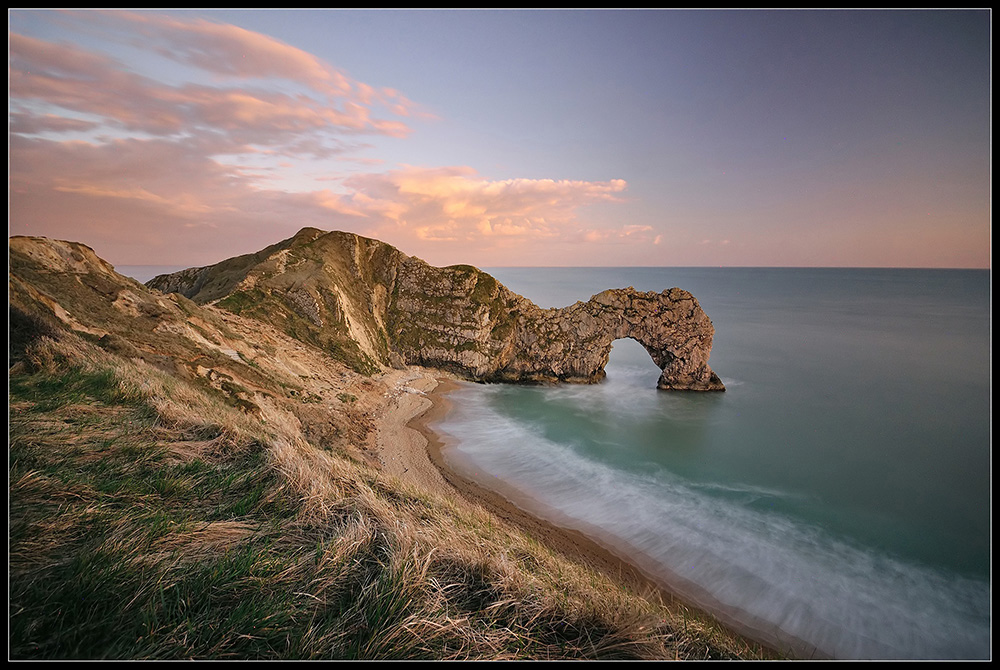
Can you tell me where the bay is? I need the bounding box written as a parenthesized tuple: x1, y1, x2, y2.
(431, 267, 991, 660)
(121, 262, 991, 659)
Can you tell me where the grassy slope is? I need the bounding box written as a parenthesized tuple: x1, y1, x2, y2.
(8, 328, 773, 660)
(8, 234, 774, 660)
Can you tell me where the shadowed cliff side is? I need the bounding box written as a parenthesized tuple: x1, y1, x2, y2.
(148, 228, 724, 391)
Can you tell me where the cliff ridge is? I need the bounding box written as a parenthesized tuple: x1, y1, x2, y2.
(147, 228, 724, 391)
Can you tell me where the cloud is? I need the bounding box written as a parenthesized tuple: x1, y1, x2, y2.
(8, 12, 634, 268)
(8, 12, 424, 263)
(337, 166, 628, 246)
(9, 18, 414, 155)
(115, 11, 353, 94)
(9, 132, 356, 264)
(11, 132, 630, 265)
(8, 112, 100, 135)
(111, 10, 427, 122)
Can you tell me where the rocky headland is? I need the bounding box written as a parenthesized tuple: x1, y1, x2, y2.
(146, 227, 724, 391)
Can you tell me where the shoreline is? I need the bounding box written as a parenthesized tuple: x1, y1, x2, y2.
(416, 377, 666, 597)
(395, 370, 797, 660)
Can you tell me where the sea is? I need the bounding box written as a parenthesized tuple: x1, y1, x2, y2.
(430, 267, 991, 661)
(120, 264, 991, 660)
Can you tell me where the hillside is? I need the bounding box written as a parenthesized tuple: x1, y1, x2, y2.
(9, 232, 760, 660)
(146, 228, 724, 390)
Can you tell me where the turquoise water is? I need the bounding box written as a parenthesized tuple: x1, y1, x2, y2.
(431, 268, 991, 660)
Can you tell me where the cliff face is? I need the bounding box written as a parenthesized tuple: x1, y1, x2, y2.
(9, 234, 387, 457)
(147, 228, 724, 391)
(145, 228, 404, 376)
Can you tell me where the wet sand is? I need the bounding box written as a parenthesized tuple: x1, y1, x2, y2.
(380, 368, 790, 659)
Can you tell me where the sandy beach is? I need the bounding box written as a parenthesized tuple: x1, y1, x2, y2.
(374, 368, 668, 591)
(372, 366, 783, 658)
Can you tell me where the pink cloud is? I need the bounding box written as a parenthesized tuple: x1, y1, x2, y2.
(8, 14, 636, 269)
(9, 22, 413, 152)
(8, 112, 100, 135)
(10, 130, 634, 267)
(9, 132, 362, 265)
(342, 166, 628, 244)
(78, 11, 431, 120)
(113, 11, 352, 94)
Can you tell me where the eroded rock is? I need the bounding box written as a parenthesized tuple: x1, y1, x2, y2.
(147, 228, 725, 391)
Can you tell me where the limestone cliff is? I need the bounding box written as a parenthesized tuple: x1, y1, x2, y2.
(147, 228, 724, 391)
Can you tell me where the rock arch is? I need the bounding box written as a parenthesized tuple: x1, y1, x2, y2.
(388, 260, 725, 392)
(495, 287, 726, 391)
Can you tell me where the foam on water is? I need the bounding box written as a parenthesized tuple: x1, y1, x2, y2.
(434, 379, 990, 659)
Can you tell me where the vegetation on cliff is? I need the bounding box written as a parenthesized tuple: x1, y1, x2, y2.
(9, 233, 756, 660)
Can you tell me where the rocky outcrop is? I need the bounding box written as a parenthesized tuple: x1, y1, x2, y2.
(148, 228, 724, 391)
(9, 234, 395, 443)
(148, 228, 406, 376)
(9, 236, 167, 342)
(515, 288, 724, 391)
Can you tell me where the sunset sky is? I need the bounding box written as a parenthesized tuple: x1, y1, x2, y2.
(8, 9, 991, 269)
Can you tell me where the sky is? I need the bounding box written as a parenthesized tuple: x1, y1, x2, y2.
(8, 9, 992, 268)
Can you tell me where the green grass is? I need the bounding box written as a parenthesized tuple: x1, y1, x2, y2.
(9, 335, 772, 661)
(9, 360, 302, 659)
(9, 366, 146, 412)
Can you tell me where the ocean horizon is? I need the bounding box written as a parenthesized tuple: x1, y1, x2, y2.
(118, 264, 989, 285)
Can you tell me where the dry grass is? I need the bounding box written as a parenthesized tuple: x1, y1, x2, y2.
(9, 331, 771, 660)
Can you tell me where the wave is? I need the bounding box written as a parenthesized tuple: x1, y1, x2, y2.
(435, 383, 991, 660)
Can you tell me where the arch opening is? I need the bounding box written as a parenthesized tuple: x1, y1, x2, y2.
(604, 337, 664, 389)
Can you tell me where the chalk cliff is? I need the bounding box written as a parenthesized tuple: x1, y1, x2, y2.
(147, 228, 724, 391)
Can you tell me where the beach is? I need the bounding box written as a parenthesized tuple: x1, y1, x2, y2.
(371, 366, 780, 658)
(372, 369, 641, 583)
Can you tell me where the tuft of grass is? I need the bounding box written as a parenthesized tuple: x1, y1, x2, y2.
(10, 366, 147, 413)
